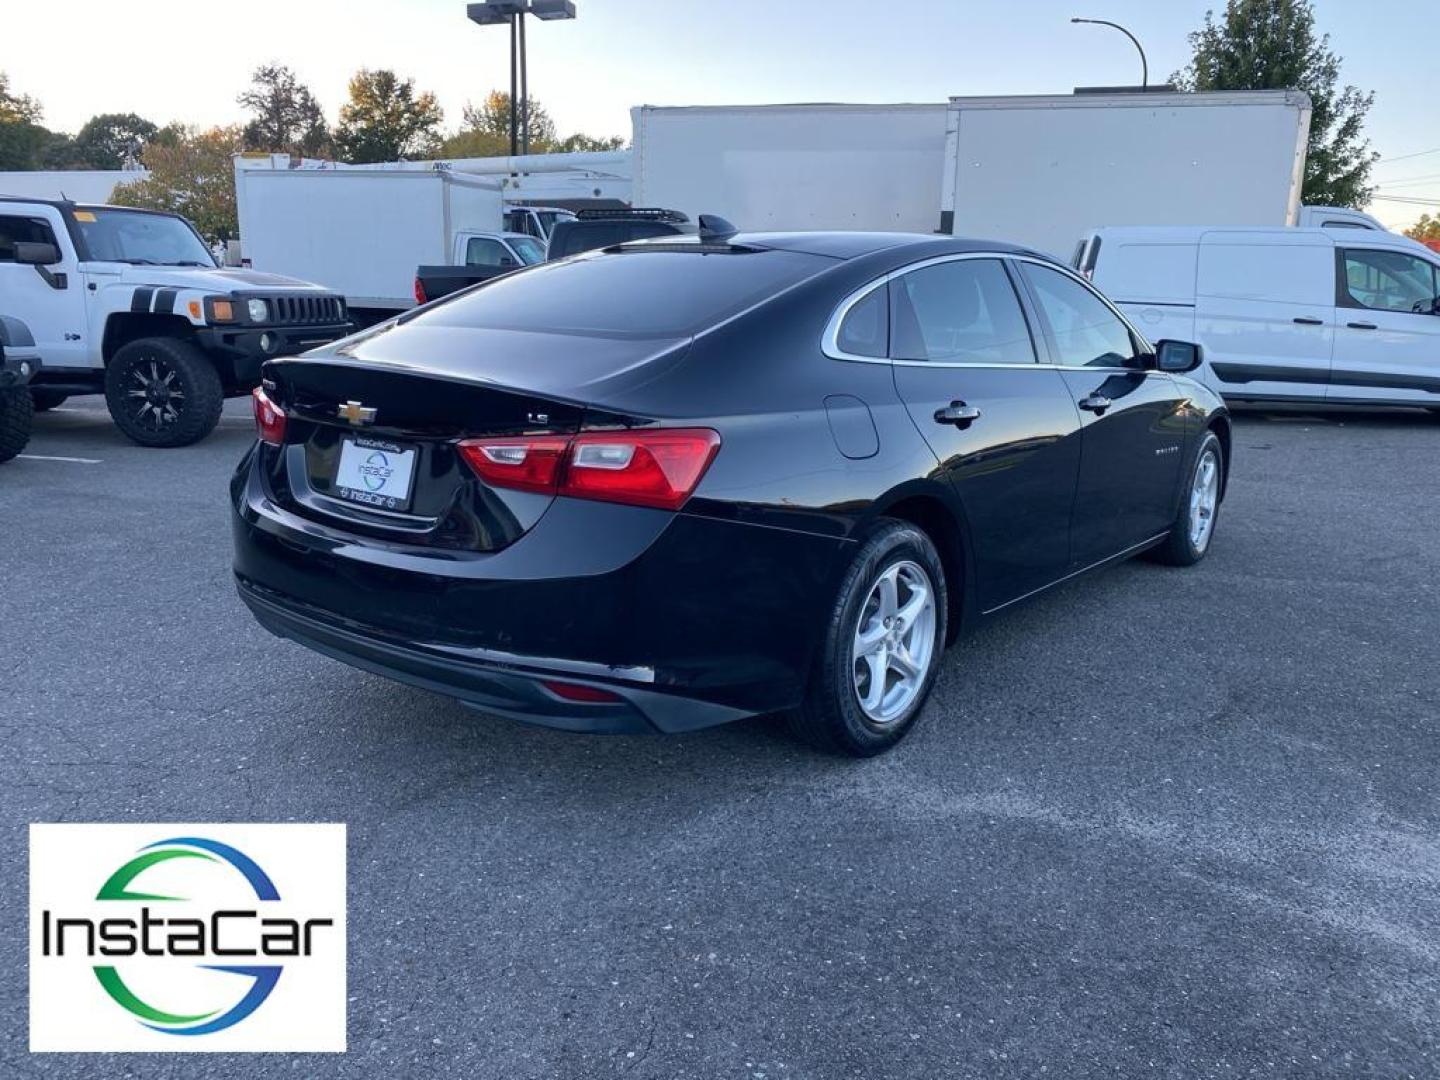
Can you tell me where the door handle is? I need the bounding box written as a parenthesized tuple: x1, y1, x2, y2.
(1293, 316, 1324, 326)
(933, 401, 981, 427)
(1078, 394, 1112, 414)
(1347, 321, 1377, 330)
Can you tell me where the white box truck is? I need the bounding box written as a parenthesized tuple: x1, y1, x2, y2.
(234, 163, 518, 319)
(630, 91, 1313, 258)
(940, 90, 1312, 257)
(631, 103, 951, 232)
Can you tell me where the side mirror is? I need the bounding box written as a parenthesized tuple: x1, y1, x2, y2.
(15, 241, 59, 266)
(1154, 339, 1203, 374)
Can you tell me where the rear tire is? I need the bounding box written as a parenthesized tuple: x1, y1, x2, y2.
(788, 521, 948, 756)
(105, 337, 223, 448)
(1150, 430, 1224, 567)
(0, 388, 33, 462)
(29, 389, 68, 412)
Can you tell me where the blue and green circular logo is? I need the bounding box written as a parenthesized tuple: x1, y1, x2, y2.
(92, 837, 282, 1036)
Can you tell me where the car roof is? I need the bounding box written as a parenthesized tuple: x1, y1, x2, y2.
(622, 231, 1048, 262)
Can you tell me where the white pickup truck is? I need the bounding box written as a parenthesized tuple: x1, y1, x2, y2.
(0, 199, 351, 447)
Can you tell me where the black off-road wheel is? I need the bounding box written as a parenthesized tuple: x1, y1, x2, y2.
(104, 337, 223, 448)
(28, 388, 68, 412)
(788, 521, 949, 757)
(0, 388, 33, 462)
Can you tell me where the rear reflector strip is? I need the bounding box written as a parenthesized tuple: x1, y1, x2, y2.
(541, 680, 624, 703)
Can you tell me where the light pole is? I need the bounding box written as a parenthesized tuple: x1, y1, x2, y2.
(467, 1, 577, 158)
(1070, 17, 1148, 88)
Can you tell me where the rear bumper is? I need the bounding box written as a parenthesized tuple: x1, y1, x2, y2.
(237, 577, 745, 734)
(231, 448, 849, 733)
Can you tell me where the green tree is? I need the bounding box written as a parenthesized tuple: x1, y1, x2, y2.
(438, 92, 624, 158)
(1405, 213, 1440, 245)
(1174, 0, 1377, 208)
(333, 69, 443, 163)
(71, 112, 159, 169)
(110, 125, 243, 243)
(0, 71, 49, 169)
(237, 64, 329, 159)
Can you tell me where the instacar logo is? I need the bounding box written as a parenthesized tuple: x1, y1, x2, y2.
(30, 824, 346, 1053)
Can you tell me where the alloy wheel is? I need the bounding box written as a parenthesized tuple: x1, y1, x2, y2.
(1189, 448, 1219, 552)
(851, 559, 937, 725)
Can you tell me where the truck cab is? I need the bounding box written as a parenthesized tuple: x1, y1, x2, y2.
(503, 206, 576, 244)
(414, 230, 545, 305)
(0, 198, 352, 447)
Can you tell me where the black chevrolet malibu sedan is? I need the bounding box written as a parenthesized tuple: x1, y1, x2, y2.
(232, 231, 1228, 756)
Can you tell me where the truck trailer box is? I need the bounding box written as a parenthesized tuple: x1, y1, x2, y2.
(941, 90, 1312, 257)
(234, 165, 505, 312)
(631, 103, 950, 233)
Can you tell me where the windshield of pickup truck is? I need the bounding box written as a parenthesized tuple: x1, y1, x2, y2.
(510, 236, 545, 265)
(74, 208, 216, 267)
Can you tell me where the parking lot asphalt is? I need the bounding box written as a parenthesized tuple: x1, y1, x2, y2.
(2, 396, 1438, 1079)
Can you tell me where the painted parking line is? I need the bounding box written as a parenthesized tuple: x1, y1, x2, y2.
(17, 454, 103, 464)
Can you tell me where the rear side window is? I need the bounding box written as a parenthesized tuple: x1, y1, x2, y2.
(890, 258, 1035, 364)
(0, 214, 58, 262)
(419, 248, 828, 339)
(465, 237, 510, 267)
(1341, 249, 1439, 313)
(1019, 262, 1140, 369)
(836, 283, 888, 358)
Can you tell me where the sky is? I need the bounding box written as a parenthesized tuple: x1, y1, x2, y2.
(1, 0, 1434, 230)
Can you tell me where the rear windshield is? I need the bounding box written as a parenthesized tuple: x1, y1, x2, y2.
(415, 247, 829, 338)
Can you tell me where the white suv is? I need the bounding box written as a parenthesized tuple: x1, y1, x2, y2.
(0, 199, 352, 446)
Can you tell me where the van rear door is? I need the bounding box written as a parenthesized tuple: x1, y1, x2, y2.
(1088, 231, 1200, 372)
(1194, 231, 1335, 401)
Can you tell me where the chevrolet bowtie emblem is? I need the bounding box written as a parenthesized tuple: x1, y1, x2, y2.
(337, 400, 376, 425)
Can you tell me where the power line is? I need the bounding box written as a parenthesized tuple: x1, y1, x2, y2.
(1376, 146, 1440, 165)
(1370, 194, 1440, 206)
(1373, 174, 1440, 189)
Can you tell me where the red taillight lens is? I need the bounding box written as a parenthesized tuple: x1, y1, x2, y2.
(457, 428, 721, 510)
(414, 277, 427, 305)
(561, 429, 721, 510)
(251, 386, 286, 445)
(456, 435, 570, 494)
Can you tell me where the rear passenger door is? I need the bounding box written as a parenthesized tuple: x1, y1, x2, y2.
(1193, 232, 1336, 400)
(1014, 259, 1188, 568)
(1331, 246, 1440, 403)
(883, 255, 1083, 612)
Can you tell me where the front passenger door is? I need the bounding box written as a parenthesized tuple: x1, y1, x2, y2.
(1015, 260, 1189, 568)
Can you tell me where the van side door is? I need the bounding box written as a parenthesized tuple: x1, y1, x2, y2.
(1193, 232, 1335, 402)
(1331, 246, 1440, 403)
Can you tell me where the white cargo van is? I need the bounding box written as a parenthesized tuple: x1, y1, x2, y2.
(1075, 227, 1440, 409)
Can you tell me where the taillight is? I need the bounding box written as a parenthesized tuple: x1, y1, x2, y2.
(251, 386, 286, 445)
(563, 430, 721, 510)
(456, 428, 721, 511)
(456, 435, 570, 494)
(414, 277, 427, 305)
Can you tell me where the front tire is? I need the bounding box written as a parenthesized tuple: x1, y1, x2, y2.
(0, 388, 33, 462)
(29, 389, 68, 412)
(1151, 430, 1224, 567)
(788, 521, 948, 756)
(104, 337, 223, 448)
